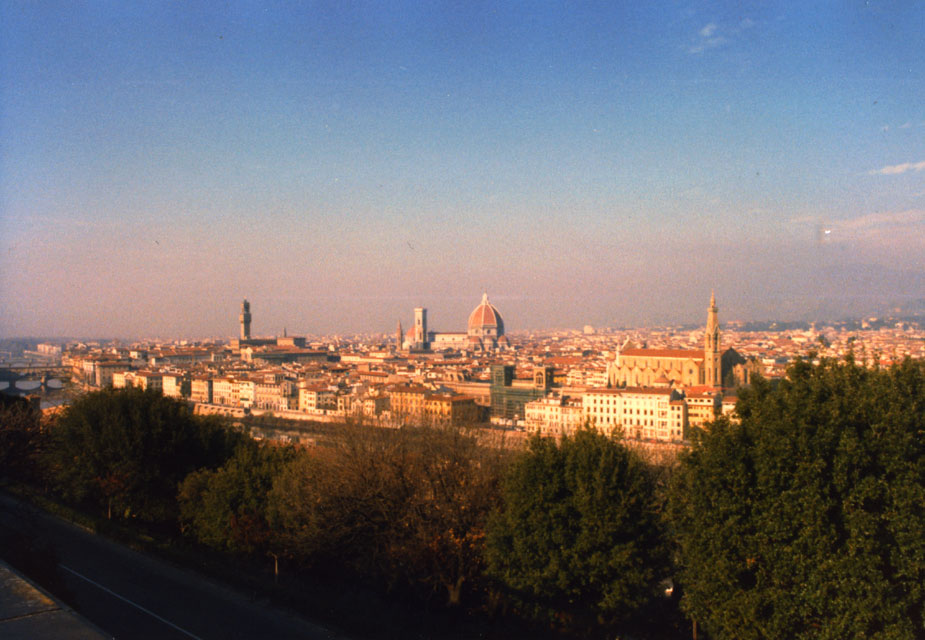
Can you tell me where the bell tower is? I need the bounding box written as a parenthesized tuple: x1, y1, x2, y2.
(704, 291, 721, 387)
(413, 307, 428, 349)
(240, 299, 252, 340)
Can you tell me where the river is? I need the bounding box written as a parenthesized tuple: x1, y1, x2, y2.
(0, 379, 69, 409)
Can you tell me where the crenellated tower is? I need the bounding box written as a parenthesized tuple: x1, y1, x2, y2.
(704, 290, 721, 387)
(240, 299, 252, 340)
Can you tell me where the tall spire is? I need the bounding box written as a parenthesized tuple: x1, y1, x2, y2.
(704, 291, 721, 387)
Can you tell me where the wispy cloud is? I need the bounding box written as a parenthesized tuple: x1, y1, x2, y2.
(789, 211, 925, 254)
(881, 121, 919, 132)
(824, 210, 925, 253)
(839, 209, 925, 232)
(868, 160, 925, 176)
(688, 22, 727, 53)
(688, 18, 754, 55)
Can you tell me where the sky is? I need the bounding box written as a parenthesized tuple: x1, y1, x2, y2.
(1, 1, 923, 339)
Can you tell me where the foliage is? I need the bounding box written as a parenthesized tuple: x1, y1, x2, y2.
(45, 387, 243, 523)
(268, 424, 505, 605)
(669, 358, 925, 639)
(178, 441, 296, 555)
(485, 428, 671, 631)
(0, 395, 46, 483)
(393, 425, 506, 604)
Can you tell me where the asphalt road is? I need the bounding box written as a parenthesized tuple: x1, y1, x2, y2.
(0, 492, 344, 640)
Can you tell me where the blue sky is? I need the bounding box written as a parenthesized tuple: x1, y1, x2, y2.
(1, 1, 923, 338)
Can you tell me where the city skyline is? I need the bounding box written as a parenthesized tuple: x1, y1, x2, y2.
(2, 2, 924, 338)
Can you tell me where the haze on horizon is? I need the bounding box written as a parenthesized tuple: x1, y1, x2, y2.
(1, 2, 923, 340)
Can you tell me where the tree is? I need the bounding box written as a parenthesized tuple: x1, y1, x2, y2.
(267, 423, 506, 606)
(178, 441, 296, 556)
(669, 358, 925, 639)
(45, 387, 243, 523)
(0, 394, 46, 483)
(485, 428, 670, 631)
(390, 425, 506, 605)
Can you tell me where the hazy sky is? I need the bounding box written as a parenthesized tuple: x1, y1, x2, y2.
(2, 1, 923, 339)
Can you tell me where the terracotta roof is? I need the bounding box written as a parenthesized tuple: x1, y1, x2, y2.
(427, 394, 473, 402)
(468, 293, 504, 333)
(621, 387, 674, 395)
(621, 348, 704, 360)
(684, 385, 717, 393)
(390, 383, 429, 394)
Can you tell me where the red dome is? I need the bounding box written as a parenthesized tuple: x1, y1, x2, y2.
(468, 293, 504, 334)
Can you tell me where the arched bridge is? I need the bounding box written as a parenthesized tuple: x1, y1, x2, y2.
(0, 365, 72, 388)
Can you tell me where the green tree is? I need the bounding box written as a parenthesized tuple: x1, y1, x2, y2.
(0, 395, 46, 483)
(669, 358, 925, 639)
(178, 441, 296, 556)
(45, 387, 242, 523)
(485, 428, 670, 631)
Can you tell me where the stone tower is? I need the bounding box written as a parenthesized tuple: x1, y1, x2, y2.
(704, 291, 721, 387)
(413, 307, 428, 349)
(396, 319, 404, 349)
(240, 300, 252, 340)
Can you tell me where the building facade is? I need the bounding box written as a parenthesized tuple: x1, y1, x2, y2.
(490, 365, 555, 423)
(524, 395, 584, 437)
(582, 387, 688, 442)
(608, 292, 747, 389)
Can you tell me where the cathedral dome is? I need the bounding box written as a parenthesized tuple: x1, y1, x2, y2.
(468, 293, 504, 335)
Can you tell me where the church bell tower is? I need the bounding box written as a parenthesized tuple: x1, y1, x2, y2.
(413, 307, 428, 349)
(704, 291, 721, 387)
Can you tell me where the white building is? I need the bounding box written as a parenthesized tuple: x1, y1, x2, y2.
(582, 387, 688, 442)
(212, 377, 236, 406)
(236, 378, 256, 408)
(162, 373, 186, 398)
(524, 394, 585, 437)
(112, 371, 135, 389)
(298, 383, 336, 413)
(618, 388, 687, 441)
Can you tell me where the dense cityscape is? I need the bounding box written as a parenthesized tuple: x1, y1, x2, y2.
(4, 293, 924, 444)
(2, 295, 924, 638)
(3, 2, 924, 638)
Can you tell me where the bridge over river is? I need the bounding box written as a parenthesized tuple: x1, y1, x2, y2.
(0, 367, 71, 408)
(0, 365, 71, 386)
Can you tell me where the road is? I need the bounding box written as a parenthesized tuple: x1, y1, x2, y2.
(0, 492, 344, 640)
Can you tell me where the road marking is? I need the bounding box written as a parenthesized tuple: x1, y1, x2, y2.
(59, 564, 204, 640)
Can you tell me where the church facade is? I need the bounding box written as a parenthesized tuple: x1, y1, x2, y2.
(607, 292, 750, 389)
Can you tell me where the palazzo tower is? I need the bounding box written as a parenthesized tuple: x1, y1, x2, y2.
(240, 300, 252, 340)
